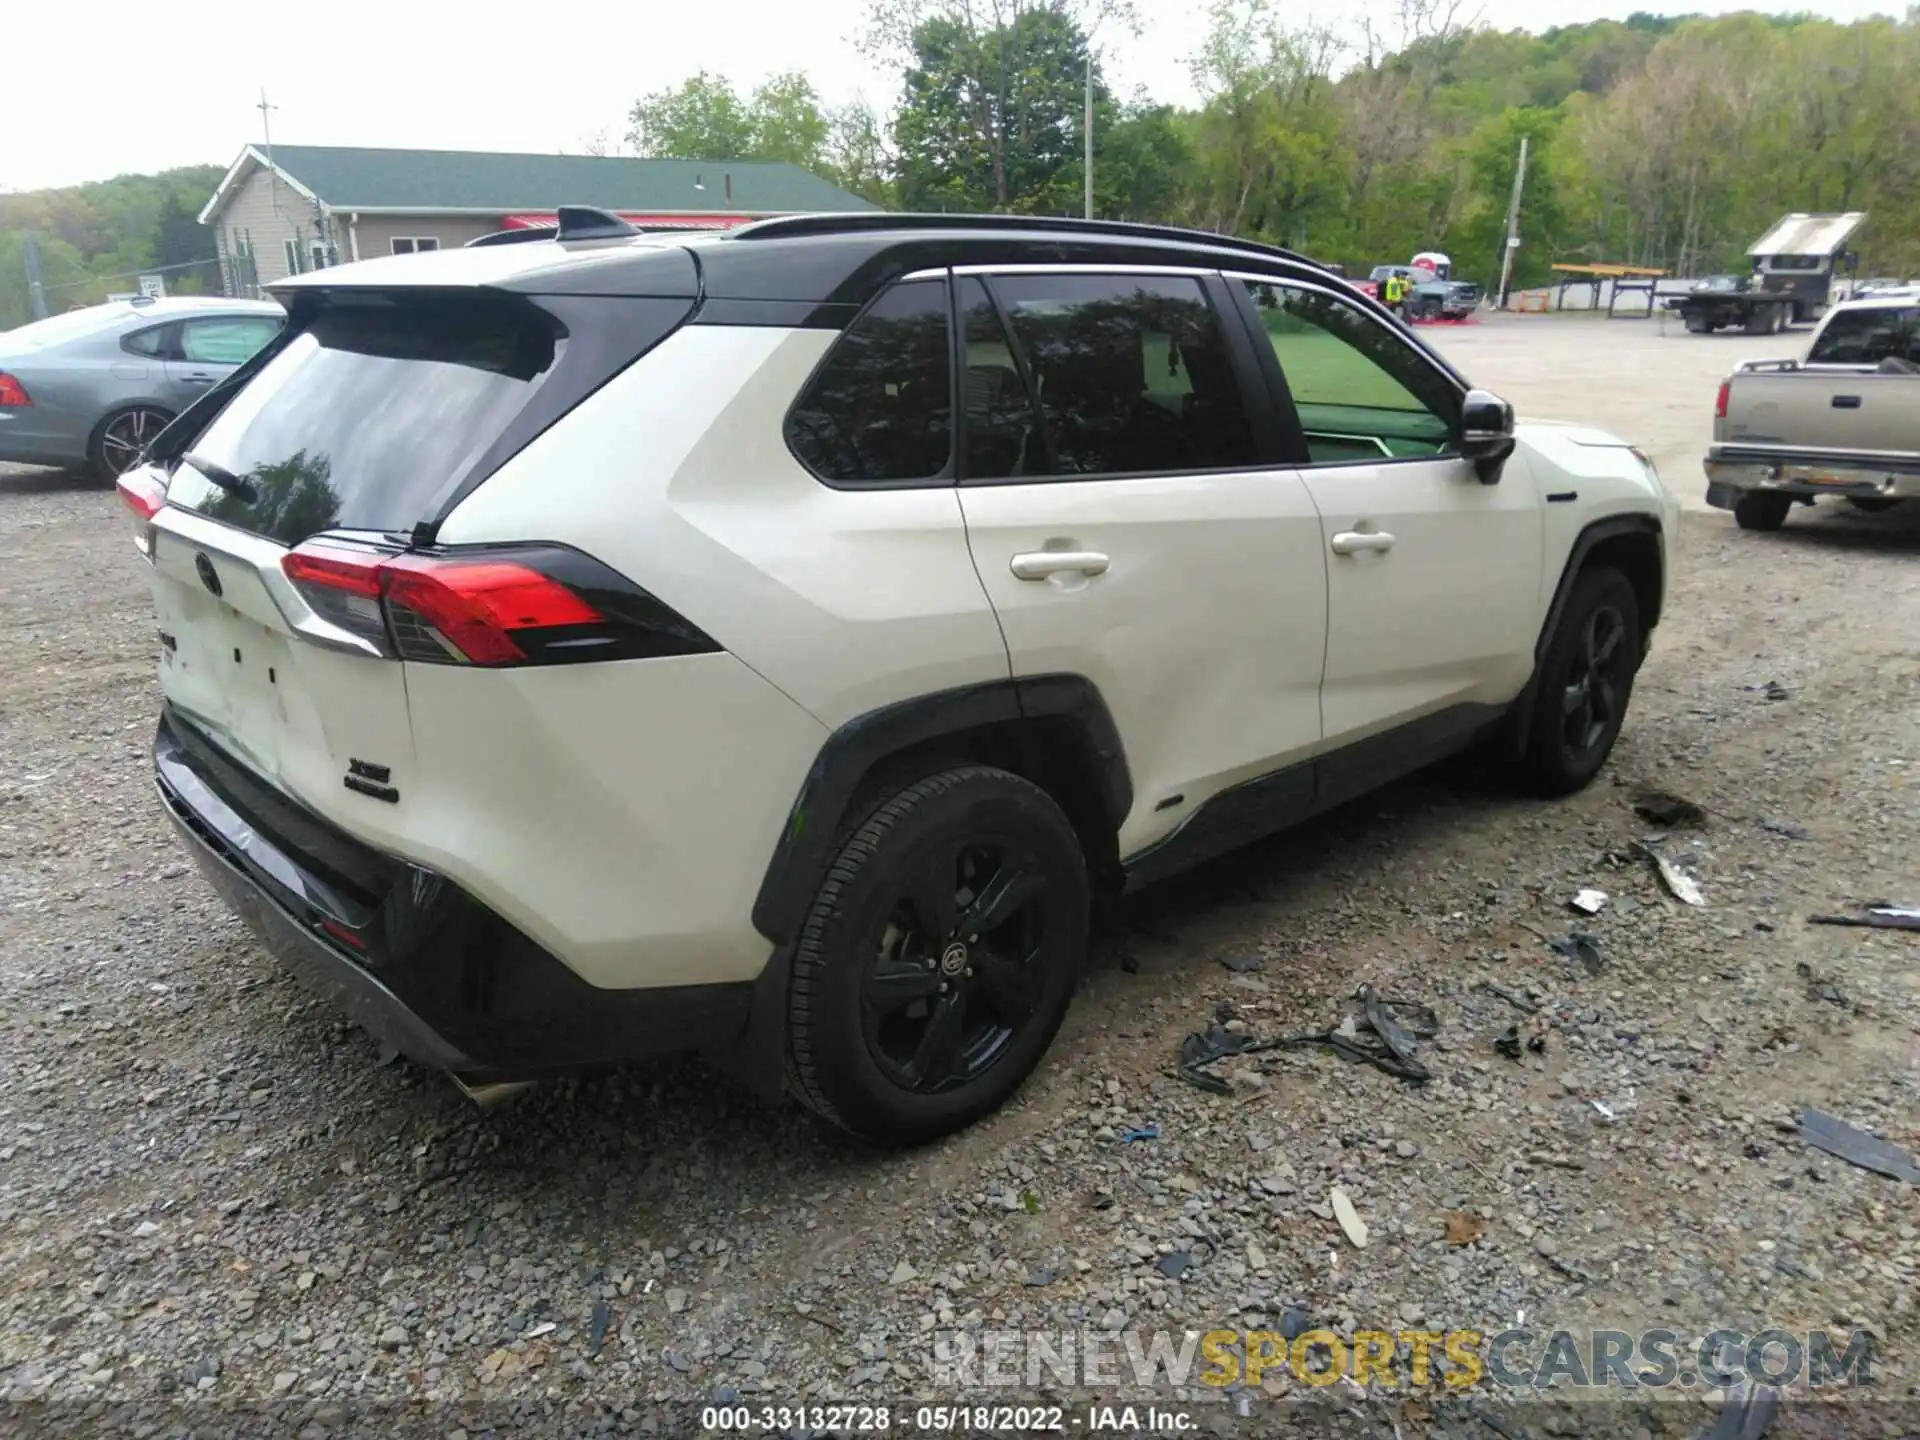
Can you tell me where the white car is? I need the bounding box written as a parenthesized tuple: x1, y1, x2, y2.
(119, 209, 1678, 1145)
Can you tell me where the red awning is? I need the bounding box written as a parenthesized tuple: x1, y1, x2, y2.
(500, 213, 750, 231)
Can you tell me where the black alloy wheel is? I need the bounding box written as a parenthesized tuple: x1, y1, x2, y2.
(1560, 601, 1629, 762)
(787, 765, 1089, 1145)
(861, 839, 1049, 1094)
(1516, 566, 1642, 797)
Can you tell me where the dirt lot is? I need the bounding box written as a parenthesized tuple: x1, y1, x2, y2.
(1, 315, 1916, 1437)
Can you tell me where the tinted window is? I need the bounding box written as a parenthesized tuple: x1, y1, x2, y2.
(959, 277, 1047, 480)
(177, 295, 559, 546)
(1241, 281, 1458, 463)
(1807, 306, 1920, 365)
(180, 316, 281, 365)
(122, 323, 177, 360)
(786, 278, 953, 485)
(989, 273, 1258, 476)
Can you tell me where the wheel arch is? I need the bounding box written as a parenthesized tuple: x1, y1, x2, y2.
(1500, 514, 1665, 760)
(750, 675, 1132, 946)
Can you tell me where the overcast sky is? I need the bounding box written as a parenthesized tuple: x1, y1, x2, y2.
(4, 0, 1900, 192)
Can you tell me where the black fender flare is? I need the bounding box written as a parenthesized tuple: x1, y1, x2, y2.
(750, 674, 1131, 945)
(1501, 513, 1665, 758)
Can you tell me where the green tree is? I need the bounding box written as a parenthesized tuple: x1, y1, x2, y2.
(892, 4, 1105, 212)
(626, 70, 758, 160)
(151, 189, 212, 270)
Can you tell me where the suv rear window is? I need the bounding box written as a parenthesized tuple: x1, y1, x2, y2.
(178, 295, 559, 545)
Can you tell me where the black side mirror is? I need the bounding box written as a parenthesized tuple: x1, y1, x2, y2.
(1460, 388, 1515, 483)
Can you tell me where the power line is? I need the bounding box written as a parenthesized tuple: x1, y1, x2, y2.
(44, 256, 222, 292)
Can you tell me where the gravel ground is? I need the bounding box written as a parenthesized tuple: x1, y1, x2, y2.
(2, 318, 1917, 1437)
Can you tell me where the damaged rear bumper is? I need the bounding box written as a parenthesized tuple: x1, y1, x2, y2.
(153, 708, 755, 1082)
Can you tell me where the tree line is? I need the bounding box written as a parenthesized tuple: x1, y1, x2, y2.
(623, 0, 1920, 286)
(0, 168, 223, 329)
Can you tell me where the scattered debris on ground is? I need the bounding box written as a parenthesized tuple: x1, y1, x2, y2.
(1637, 839, 1706, 905)
(1807, 903, 1920, 933)
(1798, 1109, 1920, 1184)
(1742, 680, 1791, 701)
(1633, 788, 1707, 828)
(1329, 1186, 1369, 1249)
(1570, 887, 1608, 915)
(1496, 1015, 1551, 1061)
(1548, 932, 1606, 974)
(1175, 985, 1437, 1093)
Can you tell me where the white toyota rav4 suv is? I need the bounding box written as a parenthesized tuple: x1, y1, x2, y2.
(120, 210, 1677, 1145)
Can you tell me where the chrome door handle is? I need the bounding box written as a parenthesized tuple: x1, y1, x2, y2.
(1330, 529, 1396, 555)
(1011, 550, 1110, 580)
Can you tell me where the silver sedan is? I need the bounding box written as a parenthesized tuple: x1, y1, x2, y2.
(0, 296, 283, 480)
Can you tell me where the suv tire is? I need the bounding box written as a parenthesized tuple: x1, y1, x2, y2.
(1734, 492, 1792, 531)
(1516, 567, 1642, 797)
(787, 765, 1088, 1146)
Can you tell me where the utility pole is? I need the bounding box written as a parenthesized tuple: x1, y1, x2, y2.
(257, 87, 277, 168)
(23, 231, 48, 321)
(1494, 134, 1529, 309)
(1083, 53, 1094, 220)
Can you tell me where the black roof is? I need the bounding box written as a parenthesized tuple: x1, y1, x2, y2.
(473, 212, 1341, 309)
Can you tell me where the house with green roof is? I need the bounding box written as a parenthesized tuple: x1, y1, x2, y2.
(198, 143, 880, 292)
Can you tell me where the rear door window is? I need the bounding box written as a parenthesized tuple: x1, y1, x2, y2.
(174, 294, 560, 545)
(981, 272, 1259, 478)
(179, 315, 282, 365)
(1807, 306, 1920, 365)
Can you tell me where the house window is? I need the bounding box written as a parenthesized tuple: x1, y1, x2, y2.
(390, 237, 441, 255)
(309, 242, 329, 271)
(283, 238, 302, 275)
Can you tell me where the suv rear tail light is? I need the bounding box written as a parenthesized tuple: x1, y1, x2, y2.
(117, 467, 167, 558)
(281, 541, 718, 667)
(0, 372, 29, 407)
(1714, 380, 1730, 419)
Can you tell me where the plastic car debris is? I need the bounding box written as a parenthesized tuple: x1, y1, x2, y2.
(1570, 887, 1609, 915)
(1633, 788, 1706, 827)
(1548, 933, 1606, 974)
(1807, 904, 1920, 933)
(1329, 1186, 1369, 1249)
(1496, 1016, 1549, 1061)
(1118, 1124, 1159, 1145)
(1637, 841, 1705, 905)
(1696, 1381, 1779, 1440)
(1176, 985, 1437, 1093)
(1798, 1109, 1919, 1184)
(1757, 818, 1809, 841)
(1741, 680, 1790, 701)
(1157, 1251, 1194, 1279)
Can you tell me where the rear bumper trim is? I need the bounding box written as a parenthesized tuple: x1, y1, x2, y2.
(153, 709, 758, 1078)
(159, 781, 476, 1071)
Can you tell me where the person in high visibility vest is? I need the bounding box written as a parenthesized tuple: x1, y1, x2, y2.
(1383, 272, 1410, 318)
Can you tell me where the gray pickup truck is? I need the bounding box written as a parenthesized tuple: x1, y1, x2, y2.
(1705, 295, 1919, 530)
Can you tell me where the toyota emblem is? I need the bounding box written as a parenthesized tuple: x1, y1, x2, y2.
(939, 941, 969, 976)
(194, 552, 223, 598)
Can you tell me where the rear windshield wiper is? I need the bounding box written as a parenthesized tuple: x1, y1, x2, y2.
(181, 452, 259, 504)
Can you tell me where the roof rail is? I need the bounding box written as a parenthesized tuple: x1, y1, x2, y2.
(728, 211, 1320, 269)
